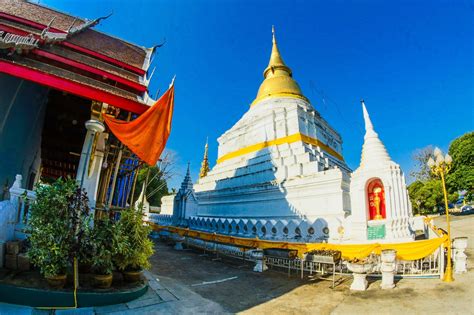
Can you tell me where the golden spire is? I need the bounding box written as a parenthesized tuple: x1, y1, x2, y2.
(199, 138, 210, 178)
(252, 26, 306, 106)
(263, 26, 292, 79)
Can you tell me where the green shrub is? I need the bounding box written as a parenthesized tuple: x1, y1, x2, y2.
(89, 218, 117, 275)
(114, 205, 154, 271)
(27, 178, 90, 277)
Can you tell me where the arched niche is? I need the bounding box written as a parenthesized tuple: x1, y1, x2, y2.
(366, 178, 386, 221)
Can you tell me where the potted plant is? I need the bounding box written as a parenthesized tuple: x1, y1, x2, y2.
(114, 205, 154, 282)
(27, 178, 90, 288)
(90, 218, 116, 288)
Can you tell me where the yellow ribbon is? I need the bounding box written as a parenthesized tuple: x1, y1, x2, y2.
(150, 223, 447, 261)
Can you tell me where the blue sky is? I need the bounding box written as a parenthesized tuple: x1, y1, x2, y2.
(43, 0, 473, 189)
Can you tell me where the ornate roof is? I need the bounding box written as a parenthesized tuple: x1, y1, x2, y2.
(0, 0, 159, 113)
(0, 0, 147, 69)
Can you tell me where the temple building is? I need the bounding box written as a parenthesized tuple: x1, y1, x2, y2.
(0, 0, 164, 246)
(160, 27, 414, 243)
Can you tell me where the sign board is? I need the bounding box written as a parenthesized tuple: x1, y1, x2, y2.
(367, 224, 386, 240)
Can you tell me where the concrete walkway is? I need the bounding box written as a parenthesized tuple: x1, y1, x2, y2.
(0, 271, 226, 314)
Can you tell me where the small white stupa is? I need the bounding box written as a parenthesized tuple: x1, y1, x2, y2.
(345, 101, 414, 242)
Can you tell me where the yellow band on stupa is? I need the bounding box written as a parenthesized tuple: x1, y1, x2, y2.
(216, 132, 344, 164)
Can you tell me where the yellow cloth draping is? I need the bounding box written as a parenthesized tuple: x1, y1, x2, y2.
(150, 223, 447, 261)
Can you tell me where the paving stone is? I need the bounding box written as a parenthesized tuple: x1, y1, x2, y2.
(142, 271, 154, 281)
(156, 290, 178, 302)
(136, 287, 159, 300)
(125, 297, 161, 309)
(0, 302, 33, 315)
(31, 309, 50, 315)
(148, 280, 164, 291)
(55, 307, 94, 315)
(94, 303, 128, 314)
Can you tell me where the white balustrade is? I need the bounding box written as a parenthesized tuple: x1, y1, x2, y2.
(9, 175, 36, 240)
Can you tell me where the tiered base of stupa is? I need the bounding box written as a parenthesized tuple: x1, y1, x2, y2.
(175, 97, 352, 241)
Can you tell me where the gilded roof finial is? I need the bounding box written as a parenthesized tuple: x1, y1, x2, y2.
(199, 138, 210, 178)
(272, 25, 276, 44)
(264, 25, 291, 79)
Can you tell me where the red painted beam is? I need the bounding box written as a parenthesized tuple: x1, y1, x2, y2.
(0, 60, 149, 114)
(0, 12, 146, 75)
(0, 23, 30, 36)
(34, 50, 147, 93)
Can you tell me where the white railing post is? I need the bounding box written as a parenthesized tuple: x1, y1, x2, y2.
(9, 175, 36, 239)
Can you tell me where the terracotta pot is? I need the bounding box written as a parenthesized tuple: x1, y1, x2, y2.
(46, 274, 67, 289)
(93, 273, 113, 289)
(123, 270, 143, 283)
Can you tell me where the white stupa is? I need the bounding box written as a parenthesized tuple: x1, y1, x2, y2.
(345, 101, 414, 242)
(159, 28, 414, 243)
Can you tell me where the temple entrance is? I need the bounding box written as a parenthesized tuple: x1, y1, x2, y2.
(38, 90, 142, 211)
(39, 90, 90, 184)
(367, 178, 386, 220)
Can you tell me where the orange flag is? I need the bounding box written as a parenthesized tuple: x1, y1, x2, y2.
(104, 85, 175, 166)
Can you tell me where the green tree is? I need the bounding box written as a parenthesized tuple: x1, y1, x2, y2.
(133, 165, 168, 206)
(447, 132, 474, 201)
(408, 179, 458, 214)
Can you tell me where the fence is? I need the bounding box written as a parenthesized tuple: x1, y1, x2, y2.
(160, 226, 444, 280)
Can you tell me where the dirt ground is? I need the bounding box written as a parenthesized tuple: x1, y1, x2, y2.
(149, 215, 474, 314)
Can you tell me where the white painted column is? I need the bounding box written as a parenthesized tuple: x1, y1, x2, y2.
(76, 120, 106, 213)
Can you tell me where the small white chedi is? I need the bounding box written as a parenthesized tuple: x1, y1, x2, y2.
(159, 27, 414, 243)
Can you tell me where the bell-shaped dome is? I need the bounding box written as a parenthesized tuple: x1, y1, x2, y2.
(252, 27, 307, 106)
